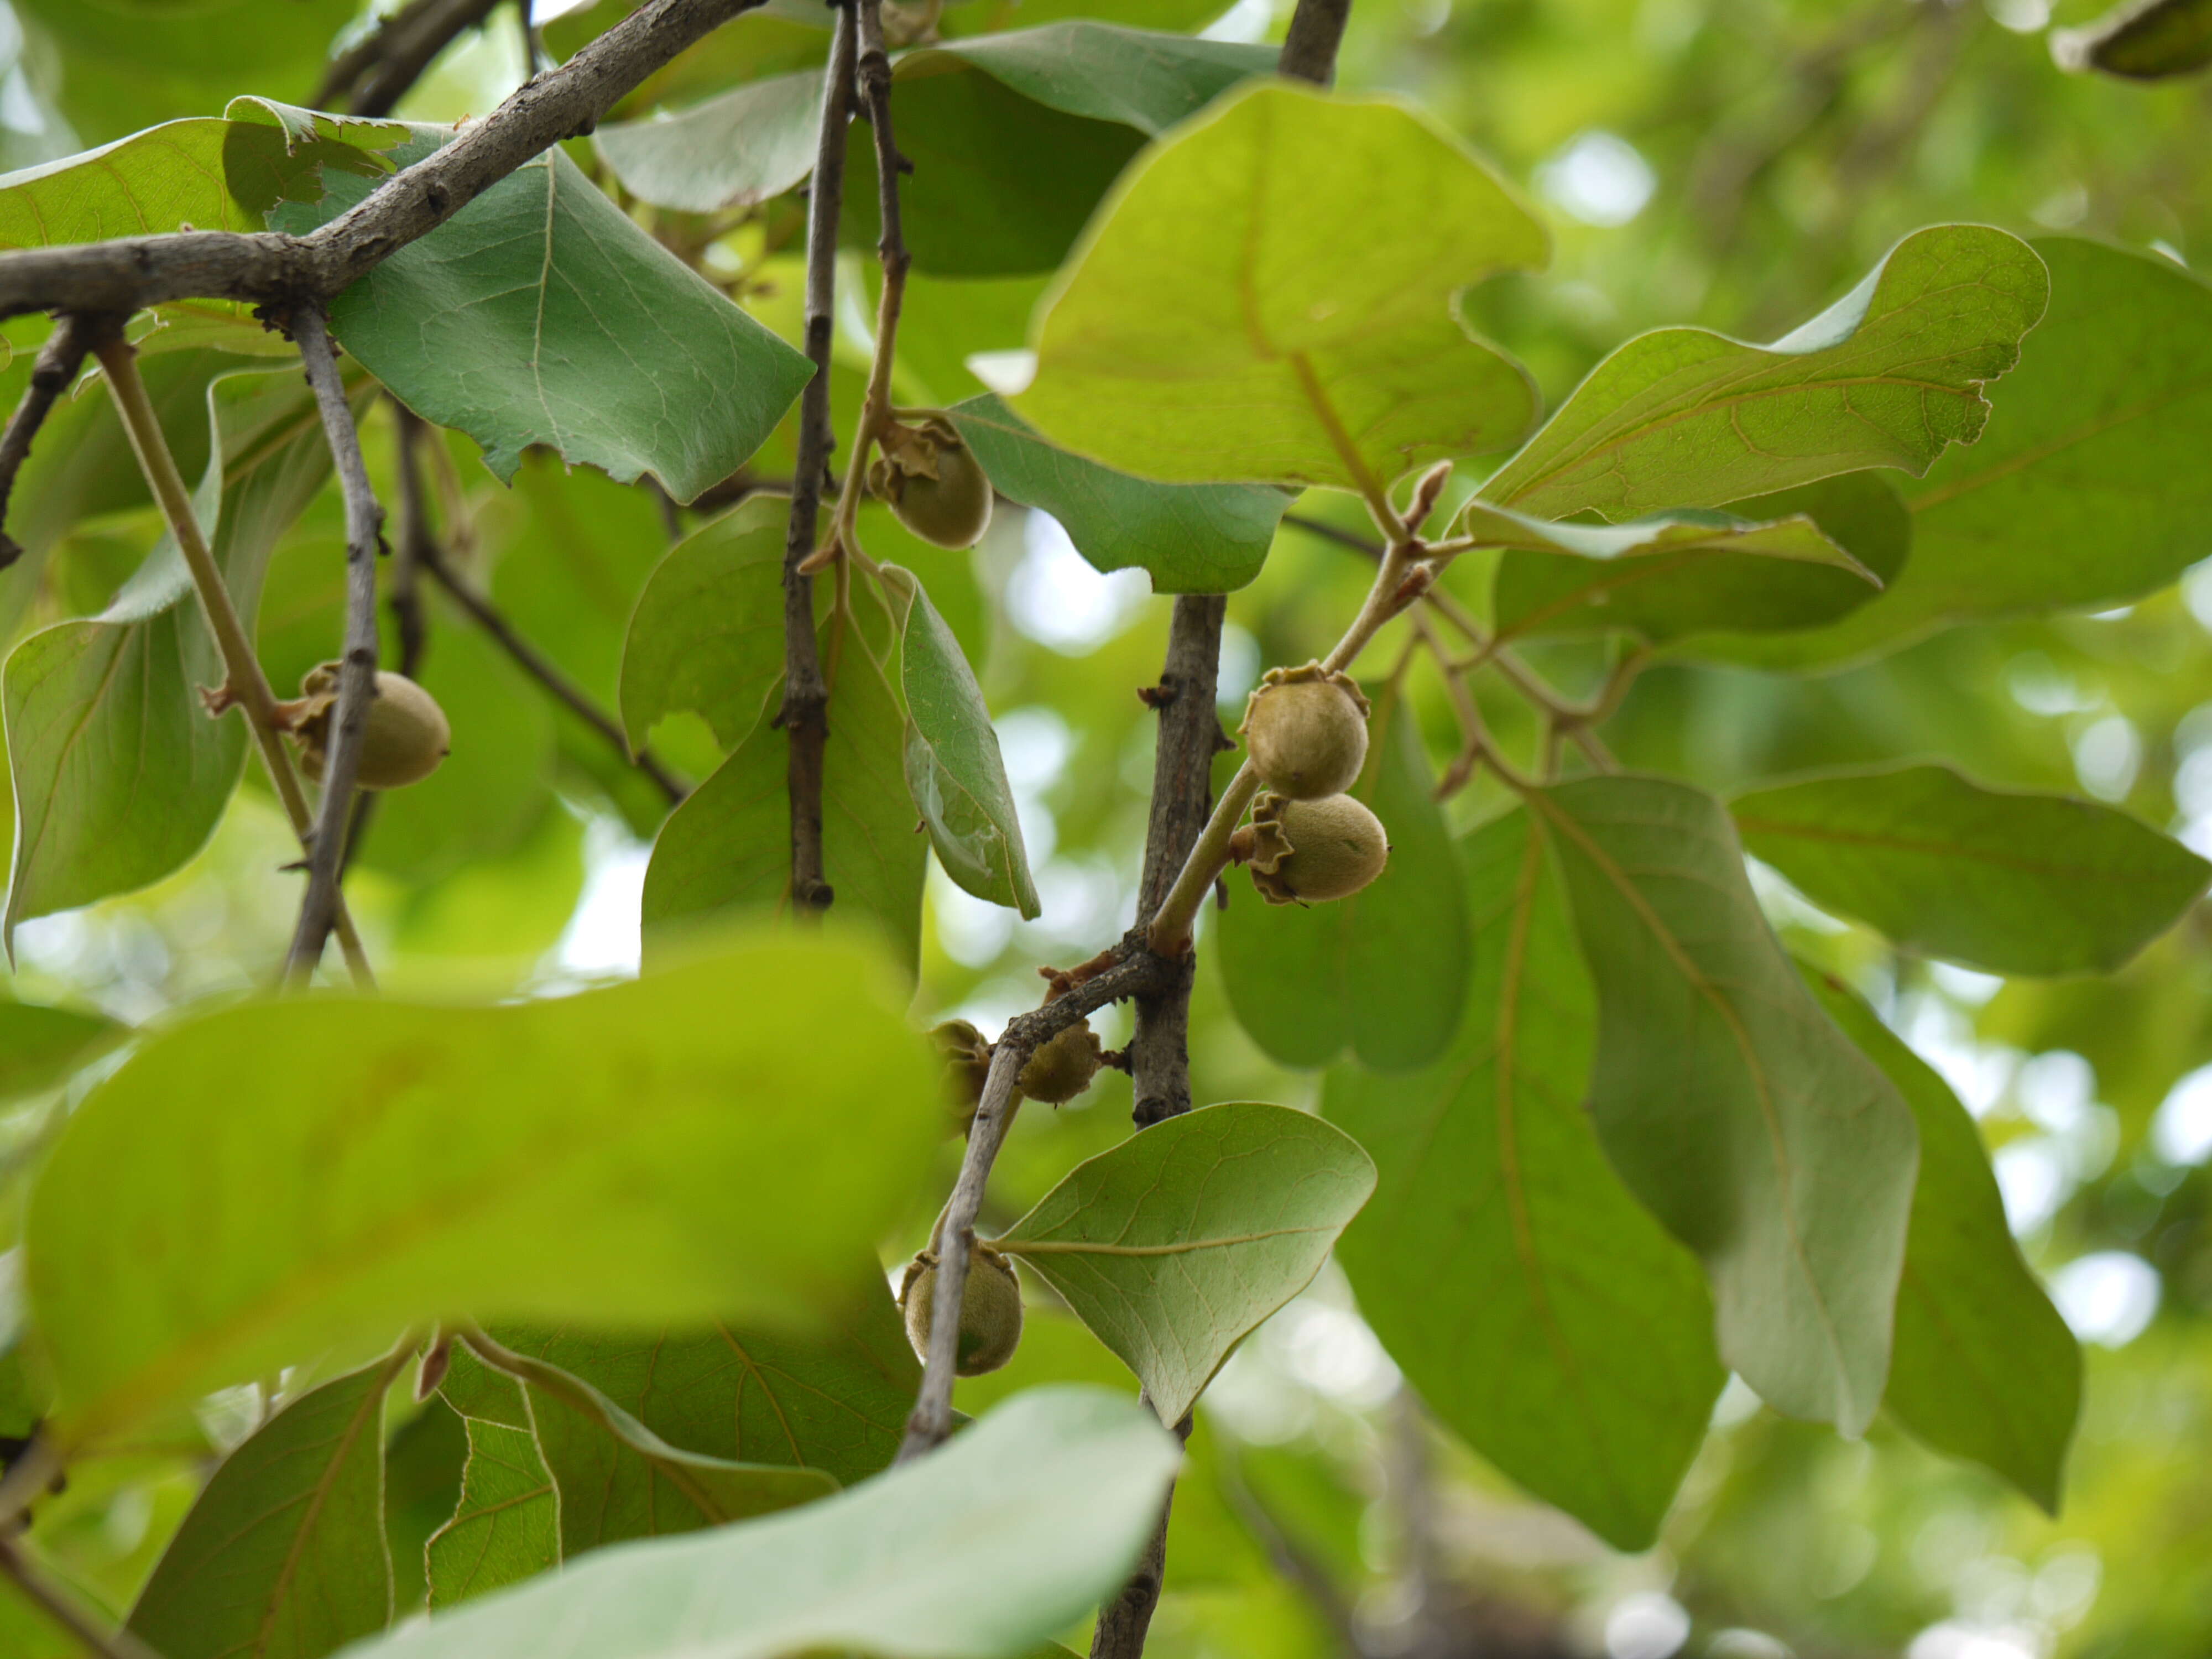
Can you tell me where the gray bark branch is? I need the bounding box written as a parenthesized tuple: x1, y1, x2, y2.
(0, 314, 95, 571)
(0, 0, 768, 321)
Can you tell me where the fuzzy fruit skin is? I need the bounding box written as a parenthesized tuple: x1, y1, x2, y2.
(869, 430, 993, 550)
(1249, 792, 1389, 905)
(296, 668, 451, 790)
(1243, 676, 1369, 799)
(900, 1245, 1023, 1375)
(1016, 1019, 1101, 1104)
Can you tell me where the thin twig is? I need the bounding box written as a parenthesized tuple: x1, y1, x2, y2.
(0, 316, 93, 571)
(414, 538, 688, 804)
(1279, 0, 1355, 86)
(0, 0, 773, 320)
(388, 405, 433, 678)
(895, 943, 1177, 1462)
(0, 1537, 164, 1659)
(90, 327, 374, 988)
(776, 1, 858, 916)
(319, 0, 506, 117)
(285, 307, 384, 985)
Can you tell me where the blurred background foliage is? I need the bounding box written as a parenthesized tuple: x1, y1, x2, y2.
(1, 0, 2209, 1656)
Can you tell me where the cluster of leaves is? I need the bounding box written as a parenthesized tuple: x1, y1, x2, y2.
(2, 0, 2211, 1656)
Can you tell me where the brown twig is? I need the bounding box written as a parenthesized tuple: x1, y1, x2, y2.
(413, 536, 688, 804)
(317, 0, 507, 117)
(90, 326, 374, 988)
(388, 405, 434, 679)
(0, 0, 771, 321)
(775, 1, 858, 916)
(0, 1536, 164, 1659)
(285, 307, 385, 985)
(895, 942, 1177, 1463)
(0, 316, 93, 572)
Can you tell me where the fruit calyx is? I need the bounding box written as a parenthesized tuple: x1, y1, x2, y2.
(279, 662, 452, 791)
(866, 410, 994, 550)
(1239, 662, 1372, 799)
(1234, 790, 1390, 905)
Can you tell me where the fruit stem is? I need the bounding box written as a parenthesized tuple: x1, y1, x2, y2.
(1145, 538, 1424, 955)
(90, 326, 374, 989)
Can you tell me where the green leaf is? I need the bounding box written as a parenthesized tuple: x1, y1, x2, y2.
(1325, 811, 1722, 1551)
(0, 1000, 121, 1098)
(425, 1420, 559, 1609)
(475, 1301, 918, 1489)
(596, 69, 826, 215)
(1217, 692, 1470, 1071)
(1476, 502, 1875, 644)
(4, 366, 336, 950)
(641, 607, 926, 977)
(272, 131, 813, 503)
(1732, 764, 2211, 976)
(1801, 968, 2081, 1511)
(1850, 241, 2212, 657)
(321, 1387, 1182, 1659)
(620, 498, 790, 752)
(947, 395, 1289, 593)
(881, 565, 1039, 918)
(1479, 226, 2049, 520)
(0, 1579, 75, 1659)
(2053, 0, 2212, 79)
(22, 932, 937, 1449)
(995, 1103, 1377, 1425)
(127, 1349, 409, 1659)
(476, 1344, 834, 1554)
(1530, 774, 1919, 1434)
(1015, 82, 1547, 492)
(845, 26, 1279, 278)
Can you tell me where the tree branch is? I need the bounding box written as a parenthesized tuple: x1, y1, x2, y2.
(317, 0, 508, 118)
(0, 316, 94, 572)
(90, 327, 374, 988)
(777, 1, 857, 916)
(1091, 5, 1359, 1651)
(895, 941, 1178, 1462)
(0, 1535, 165, 1659)
(285, 307, 384, 985)
(0, 0, 769, 321)
(412, 533, 688, 804)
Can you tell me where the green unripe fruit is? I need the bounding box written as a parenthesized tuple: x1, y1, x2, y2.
(293, 664, 451, 790)
(1240, 664, 1370, 799)
(1017, 1018, 1102, 1104)
(868, 413, 993, 550)
(1244, 792, 1389, 905)
(900, 1244, 1023, 1376)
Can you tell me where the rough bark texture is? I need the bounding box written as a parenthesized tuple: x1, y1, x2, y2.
(776, 2, 857, 915)
(0, 0, 767, 320)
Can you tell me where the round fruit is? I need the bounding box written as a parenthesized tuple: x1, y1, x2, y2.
(931, 1019, 994, 1132)
(293, 664, 451, 790)
(1246, 792, 1389, 905)
(867, 414, 993, 550)
(1017, 1018, 1101, 1104)
(900, 1244, 1023, 1376)
(1241, 665, 1370, 799)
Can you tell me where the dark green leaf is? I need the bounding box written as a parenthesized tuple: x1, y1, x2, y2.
(2052, 0, 2212, 79)
(1326, 811, 1723, 1551)
(425, 1420, 558, 1609)
(881, 565, 1039, 917)
(273, 131, 813, 503)
(948, 395, 1290, 593)
(322, 1388, 1183, 1659)
(1016, 82, 1547, 491)
(1801, 967, 2082, 1511)
(22, 933, 937, 1449)
(1531, 774, 1919, 1434)
(620, 497, 790, 753)
(128, 1349, 409, 1659)
(1479, 226, 2048, 520)
(1477, 501, 1875, 644)
(641, 601, 926, 976)
(1733, 764, 2210, 975)
(995, 1103, 1377, 1425)
(1218, 692, 1470, 1071)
